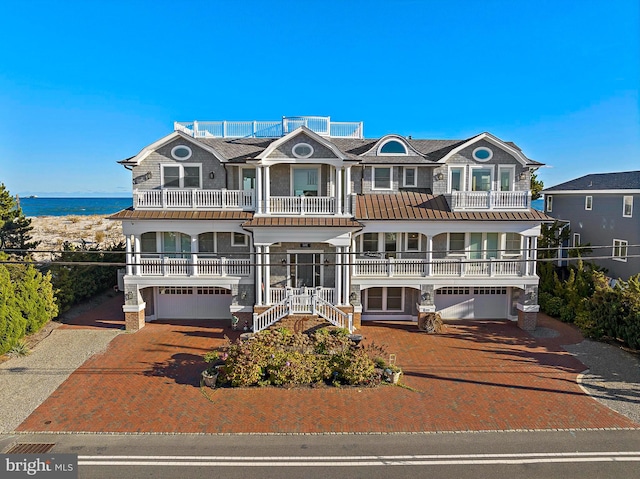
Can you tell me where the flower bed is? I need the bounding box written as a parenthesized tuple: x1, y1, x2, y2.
(208, 327, 396, 388)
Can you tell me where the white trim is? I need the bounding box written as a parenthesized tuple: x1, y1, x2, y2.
(469, 165, 494, 192)
(362, 134, 423, 156)
(498, 165, 515, 191)
(256, 126, 346, 161)
(405, 232, 421, 252)
(546, 195, 553, 213)
(403, 167, 417, 187)
(171, 145, 192, 161)
(364, 286, 405, 312)
(377, 138, 408, 156)
(612, 239, 628, 262)
(472, 146, 493, 162)
(121, 131, 225, 165)
(543, 189, 640, 194)
(239, 166, 256, 190)
(290, 165, 321, 196)
(123, 302, 146, 313)
(292, 142, 314, 159)
(585, 195, 592, 210)
(161, 163, 202, 189)
(372, 166, 393, 190)
(231, 232, 248, 247)
(448, 166, 466, 193)
(573, 233, 581, 247)
(436, 132, 532, 166)
(623, 196, 633, 217)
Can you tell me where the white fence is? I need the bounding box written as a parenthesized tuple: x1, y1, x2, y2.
(136, 256, 250, 276)
(134, 189, 254, 210)
(268, 196, 336, 215)
(354, 258, 524, 277)
(451, 191, 530, 210)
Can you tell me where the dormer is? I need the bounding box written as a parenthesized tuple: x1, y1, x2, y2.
(430, 132, 541, 211)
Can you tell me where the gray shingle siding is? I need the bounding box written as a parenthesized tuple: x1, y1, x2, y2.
(548, 193, 639, 279)
(132, 138, 226, 190)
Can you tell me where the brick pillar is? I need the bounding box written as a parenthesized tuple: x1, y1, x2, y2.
(517, 309, 538, 331)
(125, 309, 145, 332)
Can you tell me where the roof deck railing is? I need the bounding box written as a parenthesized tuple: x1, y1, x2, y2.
(174, 116, 363, 139)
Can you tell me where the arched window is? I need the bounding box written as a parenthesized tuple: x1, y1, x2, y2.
(379, 140, 407, 155)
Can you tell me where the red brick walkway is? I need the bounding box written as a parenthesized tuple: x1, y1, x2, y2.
(17, 304, 639, 433)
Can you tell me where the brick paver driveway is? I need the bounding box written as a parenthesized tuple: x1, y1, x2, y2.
(17, 300, 638, 433)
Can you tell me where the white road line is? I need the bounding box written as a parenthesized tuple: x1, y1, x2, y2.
(77, 452, 640, 467)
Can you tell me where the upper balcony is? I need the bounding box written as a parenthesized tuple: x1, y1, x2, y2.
(134, 189, 255, 211)
(174, 116, 364, 139)
(449, 191, 531, 211)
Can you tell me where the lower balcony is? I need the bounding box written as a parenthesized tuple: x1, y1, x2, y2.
(353, 257, 526, 277)
(130, 255, 251, 276)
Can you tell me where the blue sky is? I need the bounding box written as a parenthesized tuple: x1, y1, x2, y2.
(0, 0, 638, 197)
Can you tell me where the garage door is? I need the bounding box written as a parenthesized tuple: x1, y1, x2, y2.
(156, 286, 232, 320)
(435, 287, 507, 319)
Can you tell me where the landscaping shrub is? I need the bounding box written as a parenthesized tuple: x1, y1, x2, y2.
(216, 328, 385, 388)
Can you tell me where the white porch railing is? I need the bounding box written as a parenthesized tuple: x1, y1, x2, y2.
(270, 287, 335, 304)
(353, 258, 525, 277)
(133, 189, 255, 210)
(268, 196, 336, 215)
(451, 191, 531, 210)
(253, 289, 353, 333)
(175, 116, 364, 139)
(137, 256, 250, 276)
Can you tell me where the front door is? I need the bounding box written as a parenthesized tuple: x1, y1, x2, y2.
(289, 253, 321, 288)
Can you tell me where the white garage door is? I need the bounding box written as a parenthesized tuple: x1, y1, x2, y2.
(156, 287, 232, 320)
(435, 287, 507, 319)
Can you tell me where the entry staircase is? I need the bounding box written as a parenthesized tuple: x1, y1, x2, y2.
(253, 287, 353, 333)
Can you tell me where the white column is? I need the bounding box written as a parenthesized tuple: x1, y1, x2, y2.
(255, 245, 263, 305)
(335, 246, 342, 305)
(336, 167, 342, 215)
(191, 236, 198, 276)
(264, 166, 271, 214)
(341, 246, 351, 304)
(133, 236, 141, 276)
(256, 166, 263, 214)
(126, 235, 133, 276)
(530, 236, 538, 276)
(425, 235, 433, 276)
(264, 245, 271, 305)
(344, 166, 351, 215)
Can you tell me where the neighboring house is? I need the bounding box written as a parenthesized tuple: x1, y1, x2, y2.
(543, 171, 640, 280)
(110, 116, 550, 333)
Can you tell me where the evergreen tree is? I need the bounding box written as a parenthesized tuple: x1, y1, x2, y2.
(0, 264, 26, 354)
(0, 183, 38, 255)
(12, 263, 58, 333)
(530, 172, 544, 200)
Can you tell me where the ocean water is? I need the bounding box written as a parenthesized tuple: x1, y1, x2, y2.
(18, 197, 132, 217)
(531, 198, 544, 211)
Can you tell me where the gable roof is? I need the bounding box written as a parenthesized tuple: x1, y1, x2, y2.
(544, 171, 640, 193)
(430, 132, 541, 166)
(119, 131, 225, 165)
(256, 126, 349, 160)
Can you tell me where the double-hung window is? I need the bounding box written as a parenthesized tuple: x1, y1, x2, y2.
(162, 164, 201, 188)
(623, 196, 633, 217)
(613, 239, 628, 262)
(373, 167, 392, 190)
(403, 167, 417, 187)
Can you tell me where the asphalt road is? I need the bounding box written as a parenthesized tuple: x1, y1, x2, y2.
(2, 429, 639, 478)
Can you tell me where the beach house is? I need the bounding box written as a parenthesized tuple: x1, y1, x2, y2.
(110, 116, 550, 333)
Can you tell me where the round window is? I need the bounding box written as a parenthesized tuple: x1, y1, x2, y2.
(171, 145, 192, 160)
(292, 143, 314, 159)
(472, 147, 493, 161)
